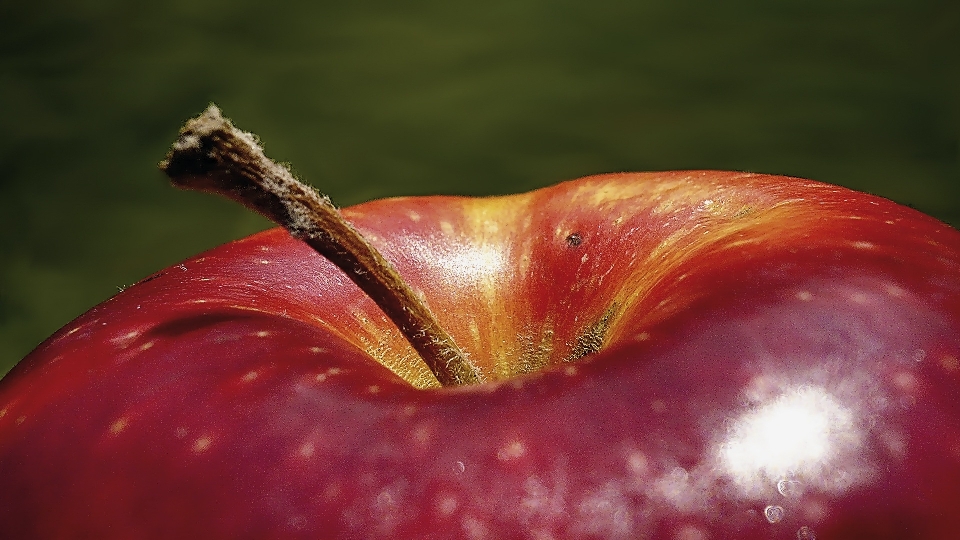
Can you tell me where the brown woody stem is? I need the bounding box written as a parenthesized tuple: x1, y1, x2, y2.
(159, 104, 480, 386)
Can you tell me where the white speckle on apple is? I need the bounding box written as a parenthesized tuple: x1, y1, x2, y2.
(455, 461, 466, 474)
(407, 211, 421, 222)
(259, 246, 270, 252)
(796, 290, 813, 301)
(636, 332, 651, 341)
(577, 483, 632, 535)
(440, 221, 455, 236)
(189, 298, 209, 303)
(109, 417, 129, 435)
(892, 371, 917, 392)
(411, 423, 433, 445)
(314, 368, 342, 382)
(241, 370, 259, 382)
(563, 365, 578, 377)
(375, 486, 401, 517)
(672, 523, 708, 540)
(764, 504, 785, 523)
(497, 440, 526, 461)
(259, 260, 270, 264)
(16, 416, 26, 425)
(139, 341, 155, 351)
(796, 525, 817, 539)
(849, 292, 870, 304)
(192, 435, 213, 453)
(367, 385, 381, 394)
(308, 346, 326, 354)
(520, 474, 566, 522)
(653, 467, 704, 511)
(851, 241, 875, 250)
(436, 494, 458, 517)
(298, 442, 315, 458)
(626, 450, 649, 476)
(175, 427, 189, 439)
(319, 481, 340, 501)
(0, 407, 6, 419)
(941, 354, 959, 372)
(254, 331, 270, 338)
(461, 515, 490, 540)
(650, 400, 668, 413)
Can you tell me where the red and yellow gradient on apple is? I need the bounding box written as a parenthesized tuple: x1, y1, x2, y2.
(1, 161, 959, 537)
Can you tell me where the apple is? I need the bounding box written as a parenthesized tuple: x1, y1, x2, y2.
(1, 107, 959, 540)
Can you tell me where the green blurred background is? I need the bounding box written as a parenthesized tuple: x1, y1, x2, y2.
(1, 0, 957, 375)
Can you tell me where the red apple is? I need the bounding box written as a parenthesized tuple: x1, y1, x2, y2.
(1, 109, 959, 539)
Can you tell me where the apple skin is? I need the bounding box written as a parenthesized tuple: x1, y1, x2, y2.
(1, 171, 959, 539)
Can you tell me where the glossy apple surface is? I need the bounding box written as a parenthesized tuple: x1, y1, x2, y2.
(1, 171, 959, 539)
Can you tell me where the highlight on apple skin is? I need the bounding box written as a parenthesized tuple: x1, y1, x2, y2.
(1, 136, 959, 538)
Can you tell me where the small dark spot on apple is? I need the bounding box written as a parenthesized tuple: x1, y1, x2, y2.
(566, 233, 582, 248)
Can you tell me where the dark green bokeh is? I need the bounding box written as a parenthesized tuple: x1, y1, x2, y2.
(1, 0, 957, 375)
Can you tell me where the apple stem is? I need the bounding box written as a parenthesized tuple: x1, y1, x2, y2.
(159, 104, 481, 387)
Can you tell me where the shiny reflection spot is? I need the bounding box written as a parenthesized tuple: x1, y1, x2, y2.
(777, 478, 803, 497)
(718, 385, 861, 493)
(673, 524, 708, 540)
(437, 244, 505, 279)
(764, 505, 784, 523)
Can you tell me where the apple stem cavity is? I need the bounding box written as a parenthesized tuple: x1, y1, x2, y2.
(159, 104, 481, 387)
